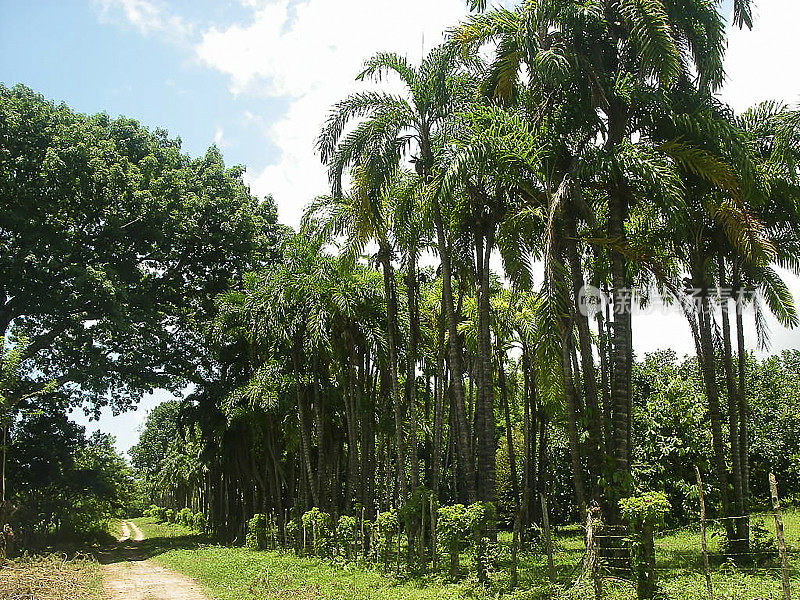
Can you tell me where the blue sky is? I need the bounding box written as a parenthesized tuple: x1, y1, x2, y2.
(1, 0, 798, 454)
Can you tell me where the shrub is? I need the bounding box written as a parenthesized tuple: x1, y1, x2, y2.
(151, 506, 166, 522)
(286, 516, 302, 554)
(247, 514, 267, 550)
(178, 508, 193, 528)
(302, 508, 334, 557)
(192, 512, 206, 534)
(374, 509, 399, 570)
(437, 504, 470, 578)
(465, 502, 496, 583)
(620, 491, 670, 600)
(164, 509, 175, 524)
(437, 502, 495, 580)
(336, 515, 357, 559)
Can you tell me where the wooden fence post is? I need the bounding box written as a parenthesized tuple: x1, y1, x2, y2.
(769, 473, 792, 600)
(420, 494, 426, 571)
(396, 519, 402, 576)
(511, 508, 520, 589)
(430, 495, 437, 570)
(541, 492, 556, 585)
(695, 467, 713, 600)
(583, 507, 604, 600)
(361, 506, 366, 558)
(284, 509, 289, 550)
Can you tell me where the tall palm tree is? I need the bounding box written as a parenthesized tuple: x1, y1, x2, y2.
(316, 46, 478, 502)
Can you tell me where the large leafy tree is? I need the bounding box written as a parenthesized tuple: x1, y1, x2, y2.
(0, 84, 283, 414)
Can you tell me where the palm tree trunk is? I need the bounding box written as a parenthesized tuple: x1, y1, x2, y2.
(609, 187, 632, 504)
(432, 203, 477, 502)
(566, 213, 605, 491)
(733, 264, 750, 501)
(561, 318, 587, 518)
(596, 302, 613, 449)
(696, 291, 736, 544)
(294, 344, 319, 507)
(719, 258, 747, 549)
(475, 228, 496, 504)
(379, 247, 408, 500)
(312, 354, 328, 510)
(406, 250, 420, 490)
(432, 313, 446, 500)
(499, 350, 520, 509)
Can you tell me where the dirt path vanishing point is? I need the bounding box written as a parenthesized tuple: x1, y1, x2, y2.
(101, 520, 210, 600)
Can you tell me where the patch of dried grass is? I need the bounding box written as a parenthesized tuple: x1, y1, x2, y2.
(0, 553, 101, 600)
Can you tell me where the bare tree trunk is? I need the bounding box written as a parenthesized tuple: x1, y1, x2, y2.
(696, 291, 735, 544)
(499, 350, 520, 509)
(406, 250, 420, 490)
(733, 263, 750, 501)
(719, 258, 748, 550)
(609, 188, 632, 505)
(432, 203, 476, 502)
(294, 345, 319, 507)
(380, 248, 408, 500)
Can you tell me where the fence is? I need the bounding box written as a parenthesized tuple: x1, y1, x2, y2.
(574, 470, 797, 600)
(154, 471, 798, 599)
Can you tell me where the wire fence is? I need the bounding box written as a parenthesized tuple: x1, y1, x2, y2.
(560, 473, 799, 599)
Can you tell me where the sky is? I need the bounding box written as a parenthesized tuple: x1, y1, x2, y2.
(0, 0, 798, 454)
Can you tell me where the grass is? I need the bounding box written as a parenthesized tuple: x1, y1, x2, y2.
(0, 553, 104, 600)
(126, 511, 800, 600)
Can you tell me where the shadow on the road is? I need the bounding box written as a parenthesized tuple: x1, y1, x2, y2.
(97, 531, 205, 565)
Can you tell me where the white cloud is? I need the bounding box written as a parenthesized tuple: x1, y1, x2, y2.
(195, 0, 469, 226)
(214, 125, 231, 148)
(94, 0, 192, 40)
(722, 0, 800, 112)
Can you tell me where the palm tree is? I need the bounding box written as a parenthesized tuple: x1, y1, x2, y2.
(316, 46, 478, 502)
(452, 0, 753, 515)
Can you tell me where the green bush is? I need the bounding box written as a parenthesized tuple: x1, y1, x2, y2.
(620, 491, 670, 599)
(336, 514, 357, 558)
(192, 512, 206, 534)
(286, 516, 302, 553)
(302, 508, 334, 557)
(374, 509, 399, 569)
(437, 502, 496, 581)
(164, 509, 175, 524)
(178, 508, 193, 528)
(246, 513, 267, 550)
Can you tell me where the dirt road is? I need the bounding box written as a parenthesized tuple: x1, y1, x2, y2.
(101, 520, 210, 600)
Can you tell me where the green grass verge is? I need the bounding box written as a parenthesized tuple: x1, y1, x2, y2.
(128, 511, 800, 600)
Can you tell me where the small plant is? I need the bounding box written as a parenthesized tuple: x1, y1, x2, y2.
(620, 491, 670, 600)
(192, 512, 206, 534)
(286, 516, 302, 554)
(374, 509, 399, 570)
(247, 514, 267, 550)
(178, 508, 193, 528)
(164, 509, 175, 524)
(336, 515, 357, 559)
(302, 508, 334, 557)
(437, 504, 471, 579)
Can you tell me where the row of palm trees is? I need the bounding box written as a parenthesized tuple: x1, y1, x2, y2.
(143, 0, 800, 551)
